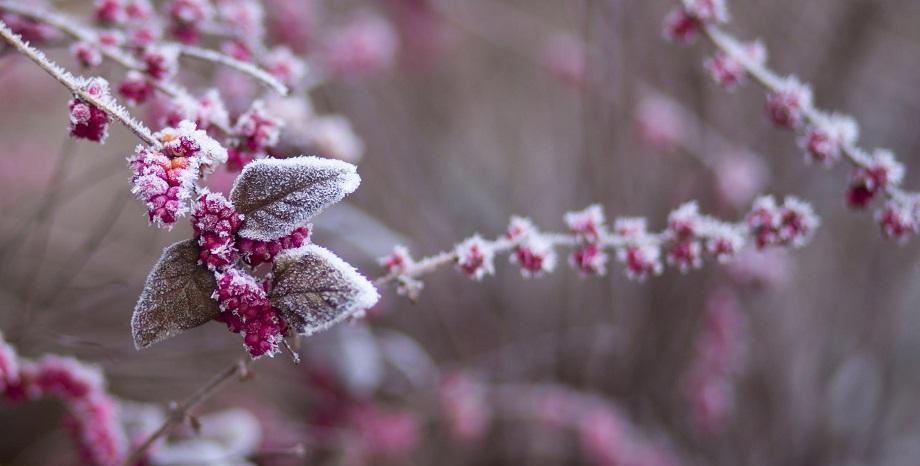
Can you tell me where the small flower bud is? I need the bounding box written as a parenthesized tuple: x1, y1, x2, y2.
(118, 71, 154, 105)
(877, 199, 918, 242)
(564, 205, 606, 244)
(454, 235, 495, 280)
(71, 42, 103, 68)
(800, 114, 858, 165)
(379, 245, 414, 274)
(765, 77, 813, 129)
(142, 45, 179, 81)
(703, 41, 765, 91)
(235, 101, 283, 152)
(847, 149, 903, 208)
(663, 8, 699, 45)
(571, 243, 608, 276)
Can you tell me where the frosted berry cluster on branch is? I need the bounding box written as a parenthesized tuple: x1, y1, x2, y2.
(377, 196, 818, 299)
(0, 0, 366, 165)
(664, 0, 920, 241)
(0, 3, 382, 361)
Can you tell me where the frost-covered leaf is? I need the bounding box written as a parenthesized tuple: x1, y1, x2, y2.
(132, 239, 220, 349)
(271, 244, 379, 336)
(230, 156, 360, 241)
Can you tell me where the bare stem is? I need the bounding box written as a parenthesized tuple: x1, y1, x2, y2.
(121, 359, 251, 466)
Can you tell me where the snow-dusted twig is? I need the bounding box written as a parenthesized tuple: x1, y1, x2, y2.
(178, 44, 289, 96)
(122, 359, 251, 466)
(665, 0, 919, 240)
(0, 19, 158, 146)
(375, 196, 819, 300)
(0, 1, 283, 134)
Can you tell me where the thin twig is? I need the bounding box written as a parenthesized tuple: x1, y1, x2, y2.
(178, 44, 288, 96)
(121, 359, 251, 466)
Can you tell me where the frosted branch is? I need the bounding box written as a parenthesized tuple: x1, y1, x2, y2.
(178, 45, 289, 96)
(374, 196, 819, 299)
(0, 19, 158, 146)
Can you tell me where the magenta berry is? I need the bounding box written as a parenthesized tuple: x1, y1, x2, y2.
(68, 78, 112, 142)
(379, 245, 414, 275)
(765, 77, 813, 129)
(118, 70, 154, 105)
(192, 191, 243, 270)
(238, 226, 311, 267)
(847, 150, 903, 209)
(213, 268, 287, 358)
(662, 8, 699, 45)
(235, 100, 283, 152)
(454, 235, 495, 280)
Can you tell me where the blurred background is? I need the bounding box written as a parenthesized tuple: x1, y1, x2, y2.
(3, 0, 920, 464)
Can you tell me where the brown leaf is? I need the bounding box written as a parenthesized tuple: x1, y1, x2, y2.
(131, 239, 220, 349)
(230, 156, 360, 241)
(271, 245, 379, 336)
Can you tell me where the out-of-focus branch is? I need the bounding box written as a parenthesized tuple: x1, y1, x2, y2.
(121, 359, 251, 466)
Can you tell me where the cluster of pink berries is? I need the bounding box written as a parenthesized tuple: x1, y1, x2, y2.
(165, 0, 213, 44)
(746, 196, 819, 249)
(128, 120, 228, 227)
(212, 268, 288, 358)
(69, 78, 113, 143)
(378, 197, 819, 299)
(189, 190, 310, 358)
(667, 0, 920, 242)
(238, 226, 310, 266)
(0, 335, 129, 466)
(191, 190, 243, 269)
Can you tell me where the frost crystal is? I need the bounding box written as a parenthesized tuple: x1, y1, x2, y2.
(230, 156, 361, 240)
(270, 244, 380, 336)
